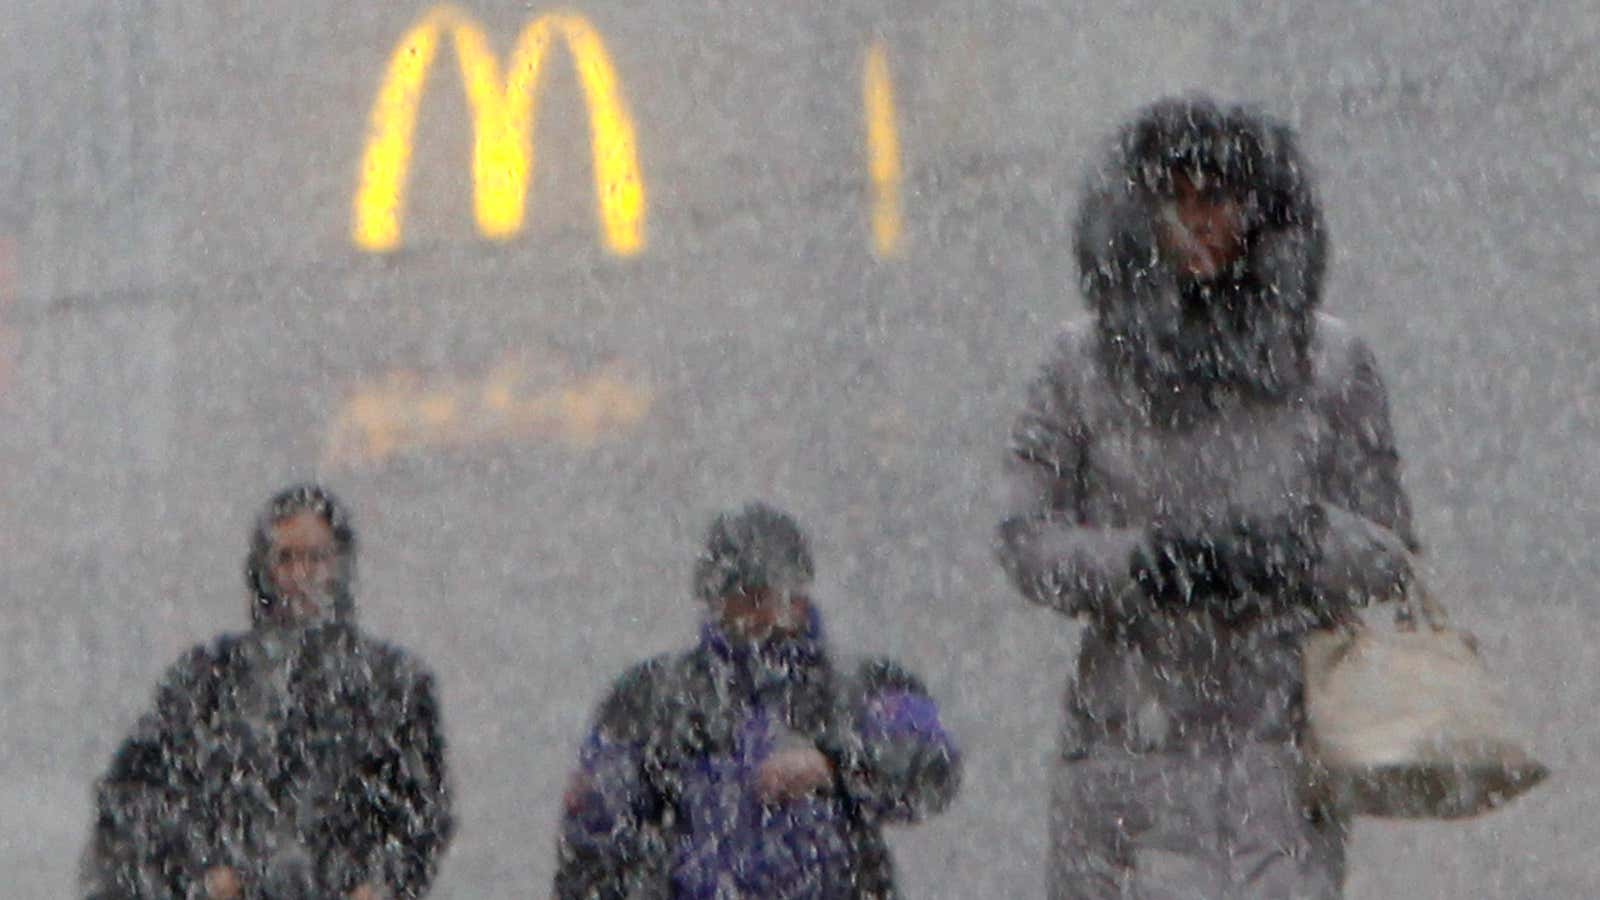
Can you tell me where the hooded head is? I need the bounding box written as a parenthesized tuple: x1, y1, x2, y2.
(245, 483, 357, 629)
(693, 503, 816, 642)
(1074, 96, 1327, 405)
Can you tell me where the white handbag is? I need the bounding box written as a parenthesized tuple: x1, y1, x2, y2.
(1302, 581, 1548, 819)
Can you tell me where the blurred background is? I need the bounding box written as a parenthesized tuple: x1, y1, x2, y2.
(2, 1, 1596, 895)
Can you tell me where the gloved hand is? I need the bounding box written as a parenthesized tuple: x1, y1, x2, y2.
(1128, 522, 1240, 606)
(1222, 503, 1327, 592)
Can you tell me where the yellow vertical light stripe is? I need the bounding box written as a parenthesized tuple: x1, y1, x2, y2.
(352, 10, 447, 252)
(352, 6, 646, 255)
(459, 15, 534, 240)
(552, 15, 645, 255)
(864, 40, 903, 258)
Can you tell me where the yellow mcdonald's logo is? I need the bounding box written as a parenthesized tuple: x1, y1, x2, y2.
(353, 5, 646, 255)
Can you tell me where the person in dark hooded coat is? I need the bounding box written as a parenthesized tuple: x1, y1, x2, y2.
(554, 502, 961, 899)
(82, 485, 453, 899)
(995, 97, 1421, 898)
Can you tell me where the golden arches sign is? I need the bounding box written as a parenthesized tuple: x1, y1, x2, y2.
(353, 6, 646, 255)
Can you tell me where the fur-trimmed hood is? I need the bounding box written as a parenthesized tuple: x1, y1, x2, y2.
(244, 483, 358, 628)
(1073, 96, 1327, 406)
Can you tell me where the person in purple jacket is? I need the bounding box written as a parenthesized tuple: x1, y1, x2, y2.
(554, 502, 961, 899)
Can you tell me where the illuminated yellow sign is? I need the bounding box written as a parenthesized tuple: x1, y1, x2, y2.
(325, 354, 652, 465)
(863, 41, 903, 257)
(353, 6, 646, 255)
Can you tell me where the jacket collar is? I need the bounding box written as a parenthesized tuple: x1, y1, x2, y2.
(698, 604, 828, 683)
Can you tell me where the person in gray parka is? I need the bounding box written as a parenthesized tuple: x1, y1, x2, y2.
(996, 96, 1421, 898)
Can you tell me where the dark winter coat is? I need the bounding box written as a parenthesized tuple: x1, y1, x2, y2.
(997, 100, 1418, 759)
(554, 608, 960, 900)
(82, 622, 453, 899)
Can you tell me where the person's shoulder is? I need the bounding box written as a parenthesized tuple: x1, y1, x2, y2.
(161, 631, 242, 682)
(1311, 312, 1357, 352)
(590, 653, 679, 734)
(1012, 318, 1105, 447)
(1017, 318, 1102, 403)
(605, 653, 678, 702)
(351, 629, 440, 686)
(1309, 313, 1385, 390)
(1036, 318, 1102, 379)
(353, 629, 418, 665)
(138, 633, 245, 716)
(840, 655, 930, 696)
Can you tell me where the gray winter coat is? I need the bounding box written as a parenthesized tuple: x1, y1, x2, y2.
(996, 97, 1420, 897)
(998, 313, 1417, 755)
(997, 102, 1418, 759)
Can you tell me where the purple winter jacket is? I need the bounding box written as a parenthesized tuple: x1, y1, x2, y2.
(555, 608, 960, 899)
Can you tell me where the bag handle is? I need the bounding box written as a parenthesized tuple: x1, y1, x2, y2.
(1393, 560, 1450, 632)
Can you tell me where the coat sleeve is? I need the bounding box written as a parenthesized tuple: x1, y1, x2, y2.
(995, 345, 1149, 620)
(81, 646, 221, 899)
(553, 659, 670, 900)
(346, 662, 454, 899)
(1311, 334, 1421, 606)
(821, 659, 960, 825)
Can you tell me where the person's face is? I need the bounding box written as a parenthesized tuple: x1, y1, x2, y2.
(264, 510, 340, 626)
(714, 586, 810, 642)
(1157, 172, 1248, 281)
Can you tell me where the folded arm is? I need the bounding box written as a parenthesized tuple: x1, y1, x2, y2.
(823, 660, 961, 824)
(1310, 335, 1420, 603)
(554, 660, 667, 900)
(331, 666, 454, 899)
(1187, 335, 1420, 622)
(995, 361, 1150, 620)
(82, 648, 220, 899)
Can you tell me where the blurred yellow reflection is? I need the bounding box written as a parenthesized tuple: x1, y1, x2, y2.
(325, 354, 652, 465)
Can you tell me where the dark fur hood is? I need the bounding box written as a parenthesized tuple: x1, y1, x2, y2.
(1073, 96, 1328, 405)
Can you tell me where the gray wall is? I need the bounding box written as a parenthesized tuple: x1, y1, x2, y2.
(3, 1, 1595, 895)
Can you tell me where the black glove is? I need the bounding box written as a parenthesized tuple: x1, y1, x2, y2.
(1129, 523, 1239, 606)
(1223, 503, 1326, 593)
